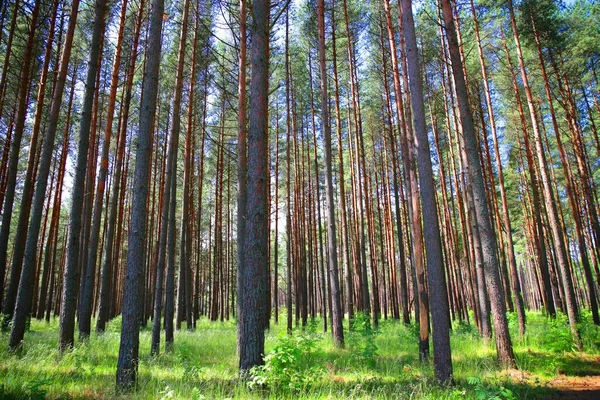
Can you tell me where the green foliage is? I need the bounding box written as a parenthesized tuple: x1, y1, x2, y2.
(579, 310, 600, 351)
(250, 330, 323, 392)
(348, 312, 379, 368)
(2, 313, 600, 398)
(466, 376, 516, 400)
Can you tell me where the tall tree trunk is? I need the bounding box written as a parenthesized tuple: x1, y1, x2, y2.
(80, 0, 127, 339)
(8, 0, 82, 349)
(56, 0, 105, 350)
(317, 0, 344, 348)
(238, 0, 270, 372)
(237, 0, 248, 346)
(116, 0, 164, 387)
(331, 0, 353, 325)
(383, 0, 429, 357)
(180, 0, 197, 331)
(469, 0, 526, 336)
(0, 0, 41, 321)
(97, 0, 145, 333)
(441, 0, 515, 367)
(507, 1, 580, 339)
(401, 0, 452, 382)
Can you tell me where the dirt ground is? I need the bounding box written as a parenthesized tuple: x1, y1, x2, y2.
(548, 375, 600, 399)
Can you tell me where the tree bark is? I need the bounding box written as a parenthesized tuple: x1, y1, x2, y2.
(238, 0, 270, 372)
(401, 0, 452, 382)
(441, 0, 515, 367)
(116, 0, 164, 387)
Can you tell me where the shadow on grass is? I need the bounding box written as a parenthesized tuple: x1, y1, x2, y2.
(516, 350, 600, 376)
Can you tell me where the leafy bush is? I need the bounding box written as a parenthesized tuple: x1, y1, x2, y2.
(250, 331, 323, 392)
(466, 376, 516, 400)
(579, 310, 600, 352)
(348, 312, 379, 368)
(543, 314, 575, 353)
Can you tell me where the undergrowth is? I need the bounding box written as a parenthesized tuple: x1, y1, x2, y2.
(0, 311, 598, 399)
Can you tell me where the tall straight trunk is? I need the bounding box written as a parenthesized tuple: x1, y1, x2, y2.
(55, 0, 105, 350)
(469, 0, 525, 335)
(80, 0, 127, 339)
(379, 30, 409, 323)
(0, 0, 18, 124)
(116, 0, 164, 388)
(36, 75, 74, 320)
(238, 0, 270, 372)
(285, 9, 293, 335)
(164, 141, 177, 349)
(237, 0, 248, 344)
(273, 105, 280, 324)
(8, 0, 81, 349)
(441, 0, 515, 367)
(530, 24, 588, 344)
(500, 32, 555, 320)
(0, 0, 41, 320)
(507, 1, 579, 334)
(383, 0, 429, 357)
(151, 113, 176, 353)
(400, 0, 452, 382)
(172, 0, 192, 331)
(317, 0, 344, 348)
(330, 0, 353, 324)
(97, 0, 145, 333)
(180, 0, 196, 330)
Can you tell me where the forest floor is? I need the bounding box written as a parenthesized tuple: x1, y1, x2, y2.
(0, 311, 599, 399)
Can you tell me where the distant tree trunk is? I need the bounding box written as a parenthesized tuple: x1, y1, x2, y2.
(80, 0, 126, 339)
(285, 8, 293, 335)
(116, 0, 164, 388)
(54, 0, 105, 350)
(508, 2, 581, 338)
(469, 0, 526, 336)
(317, 0, 344, 348)
(164, 143, 178, 349)
(97, 0, 145, 333)
(383, 0, 429, 358)
(331, 0, 353, 325)
(180, 0, 197, 331)
(441, 0, 515, 368)
(37, 74, 74, 320)
(307, 58, 328, 331)
(170, 0, 192, 333)
(273, 105, 280, 324)
(238, 0, 270, 372)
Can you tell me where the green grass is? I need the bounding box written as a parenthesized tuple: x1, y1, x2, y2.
(0, 311, 599, 399)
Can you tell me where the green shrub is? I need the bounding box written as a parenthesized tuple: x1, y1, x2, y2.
(348, 312, 379, 368)
(250, 331, 323, 392)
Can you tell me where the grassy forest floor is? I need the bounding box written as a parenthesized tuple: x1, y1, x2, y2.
(1, 311, 599, 399)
